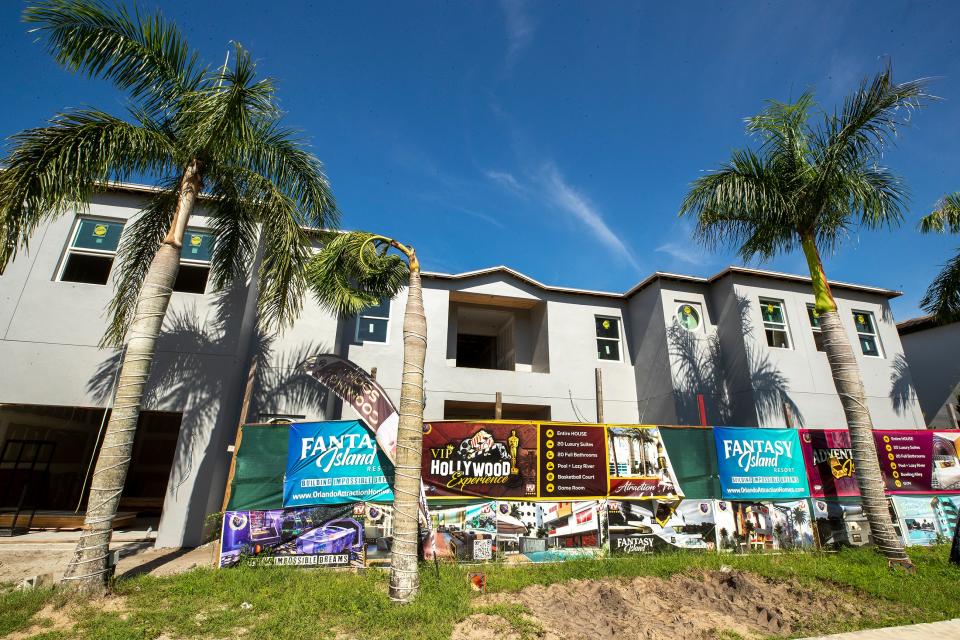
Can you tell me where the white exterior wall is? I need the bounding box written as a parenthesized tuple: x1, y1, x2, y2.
(0, 192, 928, 548)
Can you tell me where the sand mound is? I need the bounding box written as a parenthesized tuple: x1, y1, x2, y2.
(459, 569, 883, 640)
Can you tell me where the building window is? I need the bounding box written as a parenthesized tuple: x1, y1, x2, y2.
(173, 230, 214, 294)
(806, 305, 826, 352)
(760, 298, 791, 349)
(356, 298, 390, 343)
(853, 311, 882, 357)
(675, 303, 701, 332)
(595, 316, 622, 361)
(58, 218, 124, 285)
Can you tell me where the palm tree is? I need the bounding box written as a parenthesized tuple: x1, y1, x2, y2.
(680, 66, 928, 567)
(919, 194, 960, 322)
(0, 1, 336, 593)
(307, 231, 425, 603)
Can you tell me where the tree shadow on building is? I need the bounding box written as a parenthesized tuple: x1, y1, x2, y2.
(889, 353, 918, 418)
(669, 295, 802, 427)
(86, 284, 332, 546)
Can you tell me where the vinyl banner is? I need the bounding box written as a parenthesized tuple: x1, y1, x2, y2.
(874, 430, 960, 493)
(422, 502, 497, 562)
(422, 422, 538, 499)
(606, 426, 683, 500)
(301, 355, 399, 461)
(713, 427, 809, 500)
(890, 495, 960, 546)
(538, 424, 607, 498)
(219, 504, 364, 568)
(800, 430, 859, 498)
(608, 499, 715, 553)
(284, 421, 393, 508)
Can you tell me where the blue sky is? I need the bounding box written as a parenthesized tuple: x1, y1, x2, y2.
(2, 1, 959, 320)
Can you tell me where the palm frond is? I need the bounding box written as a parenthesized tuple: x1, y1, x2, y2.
(24, 0, 204, 113)
(920, 250, 960, 323)
(101, 183, 179, 346)
(820, 64, 930, 174)
(239, 121, 338, 229)
(0, 109, 173, 270)
(746, 91, 816, 174)
(307, 232, 409, 317)
(680, 149, 795, 260)
(202, 167, 262, 290)
(175, 43, 278, 161)
(920, 193, 960, 233)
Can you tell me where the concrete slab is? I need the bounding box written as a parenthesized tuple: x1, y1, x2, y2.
(801, 619, 960, 639)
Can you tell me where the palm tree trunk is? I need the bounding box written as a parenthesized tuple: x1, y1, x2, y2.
(63, 162, 202, 593)
(801, 232, 911, 566)
(388, 249, 427, 603)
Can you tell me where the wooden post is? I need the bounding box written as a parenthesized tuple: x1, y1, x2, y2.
(782, 402, 794, 428)
(216, 359, 258, 566)
(595, 368, 604, 424)
(495, 392, 503, 420)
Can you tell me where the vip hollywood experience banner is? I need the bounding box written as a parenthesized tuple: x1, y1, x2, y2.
(714, 427, 810, 500)
(284, 420, 394, 508)
(422, 422, 539, 499)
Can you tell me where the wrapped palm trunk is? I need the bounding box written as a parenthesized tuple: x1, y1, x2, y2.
(389, 260, 427, 602)
(817, 311, 910, 565)
(63, 171, 199, 594)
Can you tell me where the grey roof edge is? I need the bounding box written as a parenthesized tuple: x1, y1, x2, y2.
(897, 315, 957, 335)
(424, 265, 901, 300)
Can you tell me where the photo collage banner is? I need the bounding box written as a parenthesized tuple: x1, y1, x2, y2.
(220, 421, 960, 567)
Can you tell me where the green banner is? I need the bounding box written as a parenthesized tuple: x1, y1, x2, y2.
(658, 427, 721, 499)
(225, 424, 288, 511)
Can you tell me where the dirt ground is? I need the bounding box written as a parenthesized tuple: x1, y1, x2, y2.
(454, 569, 893, 640)
(0, 542, 218, 585)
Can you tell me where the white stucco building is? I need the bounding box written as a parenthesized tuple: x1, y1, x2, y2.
(0, 185, 926, 547)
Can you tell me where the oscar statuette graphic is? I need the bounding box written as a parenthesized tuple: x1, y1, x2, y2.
(508, 430, 520, 475)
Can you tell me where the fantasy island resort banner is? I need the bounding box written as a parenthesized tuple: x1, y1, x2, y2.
(713, 427, 809, 500)
(283, 420, 394, 508)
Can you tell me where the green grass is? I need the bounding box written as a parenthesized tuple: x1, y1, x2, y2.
(2, 546, 958, 640)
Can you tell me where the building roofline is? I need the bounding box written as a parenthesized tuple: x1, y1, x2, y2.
(93, 182, 902, 301)
(422, 266, 623, 299)
(897, 315, 957, 335)
(425, 265, 901, 300)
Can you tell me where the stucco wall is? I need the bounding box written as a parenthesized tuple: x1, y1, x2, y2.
(900, 322, 960, 427)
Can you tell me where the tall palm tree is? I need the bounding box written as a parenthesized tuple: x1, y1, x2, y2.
(919, 194, 960, 322)
(307, 231, 425, 603)
(0, 1, 336, 593)
(680, 66, 928, 567)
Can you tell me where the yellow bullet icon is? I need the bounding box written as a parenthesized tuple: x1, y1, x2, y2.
(546, 483, 555, 493)
(546, 429, 554, 438)
(547, 451, 554, 460)
(546, 440, 554, 449)
(546, 462, 555, 471)
(547, 473, 555, 482)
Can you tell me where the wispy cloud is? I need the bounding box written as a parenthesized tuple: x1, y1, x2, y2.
(485, 170, 528, 199)
(539, 163, 640, 271)
(655, 241, 701, 265)
(500, 0, 535, 71)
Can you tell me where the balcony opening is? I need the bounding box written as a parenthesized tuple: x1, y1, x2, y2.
(443, 400, 551, 420)
(448, 292, 549, 372)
